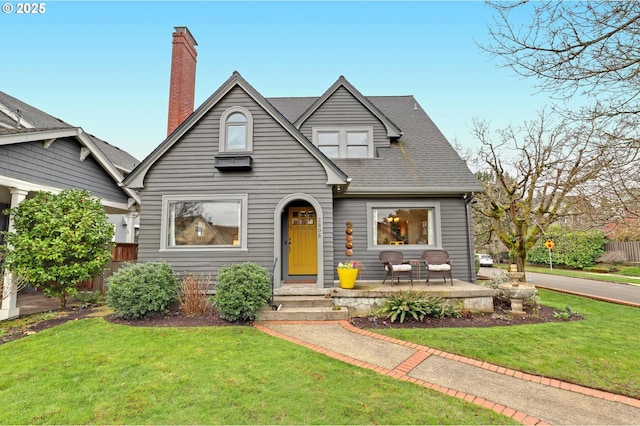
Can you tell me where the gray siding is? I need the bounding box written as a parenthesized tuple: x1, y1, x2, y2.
(138, 86, 336, 285)
(333, 197, 475, 283)
(298, 87, 390, 151)
(0, 138, 128, 203)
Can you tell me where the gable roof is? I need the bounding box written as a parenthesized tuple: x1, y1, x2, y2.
(293, 76, 402, 139)
(0, 90, 139, 173)
(124, 73, 482, 196)
(337, 95, 483, 194)
(268, 92, 483, 195)
(0, 90, 141, 205)
(124, 72, 349, 189)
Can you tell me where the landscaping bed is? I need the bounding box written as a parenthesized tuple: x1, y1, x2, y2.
(1, 297, 582, 346)
(350, 301, 582, 329)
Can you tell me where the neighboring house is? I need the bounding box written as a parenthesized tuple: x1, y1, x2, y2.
(108, 214, 140, 243)
(123, 27, 483, 290)
(0, 90, 141, 320)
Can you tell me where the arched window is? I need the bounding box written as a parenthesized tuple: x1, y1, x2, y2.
(220, 107, 253, 152)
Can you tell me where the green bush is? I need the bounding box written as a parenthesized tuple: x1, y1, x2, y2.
(213, 262, 271, 322)
(106, 262, 179, 319)
(527, 226, 606, 269)
(376, 291, 462, 323)
(2, 189, 114, 308)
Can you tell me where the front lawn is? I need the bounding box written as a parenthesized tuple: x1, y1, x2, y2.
(524, 265, 640, 285)
(376, 289, 640, 399)
(0, 318, 513, 425)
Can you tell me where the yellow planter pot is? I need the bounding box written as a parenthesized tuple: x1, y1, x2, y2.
(337, 268, 358, 289)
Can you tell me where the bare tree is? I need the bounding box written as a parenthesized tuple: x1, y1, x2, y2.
(483, 0, 640, 234)
(484, 1, 640, 120)
(471, 112, 608, 275)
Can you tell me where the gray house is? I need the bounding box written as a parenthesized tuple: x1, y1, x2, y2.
(124, 28, 482, 290)
(0, 90, 141, 319)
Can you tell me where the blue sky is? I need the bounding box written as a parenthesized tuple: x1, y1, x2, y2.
(1, 1, 555, 161)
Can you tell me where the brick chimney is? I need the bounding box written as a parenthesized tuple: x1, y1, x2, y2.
(167, 26, 198, 135)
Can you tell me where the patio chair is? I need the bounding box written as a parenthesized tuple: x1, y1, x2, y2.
(379, 250, 413, 285)
(422, 249, 453, 286)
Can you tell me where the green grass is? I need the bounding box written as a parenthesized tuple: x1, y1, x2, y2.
(375, 289, 640, 399)
(618, 266, 640, 277)
(525, 265, 640, 285)
(0, 319, 515, 425)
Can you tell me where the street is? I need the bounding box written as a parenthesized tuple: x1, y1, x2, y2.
(479, 267, 640, 306)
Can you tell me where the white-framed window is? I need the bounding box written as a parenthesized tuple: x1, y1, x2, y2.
(367, 201, 442, 249)
(219, 106, 253, 152)
(312, 127, 373, 158)
(161, 194, 248, 251)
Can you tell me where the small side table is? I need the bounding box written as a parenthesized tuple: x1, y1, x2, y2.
(409, 259, 421, 281)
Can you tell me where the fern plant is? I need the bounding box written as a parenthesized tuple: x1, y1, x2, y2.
(376, 291, 463, 323)
(376, 291, 427, 323)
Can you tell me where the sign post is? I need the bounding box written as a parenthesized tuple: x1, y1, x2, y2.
(545, 240, 555, 270)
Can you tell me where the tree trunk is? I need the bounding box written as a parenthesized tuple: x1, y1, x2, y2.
(59, 289, 67, 309)
(514, 242, 528, 281)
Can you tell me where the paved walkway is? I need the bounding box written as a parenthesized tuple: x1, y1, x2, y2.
(16, 291, 81, 316)
(255, 320, 640, 425)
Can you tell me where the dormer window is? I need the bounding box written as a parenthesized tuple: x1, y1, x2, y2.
(312, 127, 373, 159)
(220, 106, 253, 152)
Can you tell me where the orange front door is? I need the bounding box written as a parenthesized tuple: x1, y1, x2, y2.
(288, 207, 317, 275)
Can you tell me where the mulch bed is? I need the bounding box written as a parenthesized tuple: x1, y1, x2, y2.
(349, 303, 582, 329)
(1, 298, 582, 346)
(106, 306, 252, 328)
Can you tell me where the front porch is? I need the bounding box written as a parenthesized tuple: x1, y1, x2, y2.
(272, 279, 495, 319)
(331, 280, 495, 317)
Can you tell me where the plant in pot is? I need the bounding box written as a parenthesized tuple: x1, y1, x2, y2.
(337, 261, 358, 289)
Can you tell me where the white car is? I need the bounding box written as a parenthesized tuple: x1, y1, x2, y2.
(476, 254, 494, 267)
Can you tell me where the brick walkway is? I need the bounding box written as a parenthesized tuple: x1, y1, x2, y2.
(255, 320, 640, 425)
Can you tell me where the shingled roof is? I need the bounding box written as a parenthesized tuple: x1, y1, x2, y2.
(0, 90, 139, 173)
(267, 93, 483, 195)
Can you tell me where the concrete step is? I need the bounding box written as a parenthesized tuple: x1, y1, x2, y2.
(257, 293, 348, 321)
(256, 305, 348, 321)
(271, 295, 333, 308)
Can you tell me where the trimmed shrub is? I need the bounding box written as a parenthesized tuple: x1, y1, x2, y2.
(527, 226, 606, 269)
(214, 262, 271, 322)
(106, 262, 179, 319)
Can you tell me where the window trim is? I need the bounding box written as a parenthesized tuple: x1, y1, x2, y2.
(366, 201, 442, 250)
(219, 106, 253, 153)
(160, 194, 249, 251)
(312, 126, 373, 159)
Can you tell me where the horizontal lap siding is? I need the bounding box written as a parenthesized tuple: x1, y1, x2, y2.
(138, 87, 335, 284)
(0, 139, 128, 203)
(334, 197, 474, 282)
(298, 87, 389, 149)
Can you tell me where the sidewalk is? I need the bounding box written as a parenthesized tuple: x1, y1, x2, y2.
(255, 320, 640, 425)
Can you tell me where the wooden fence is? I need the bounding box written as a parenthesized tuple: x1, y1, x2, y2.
(604, 241, 640, 262)
(77, 243, 138, 293)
